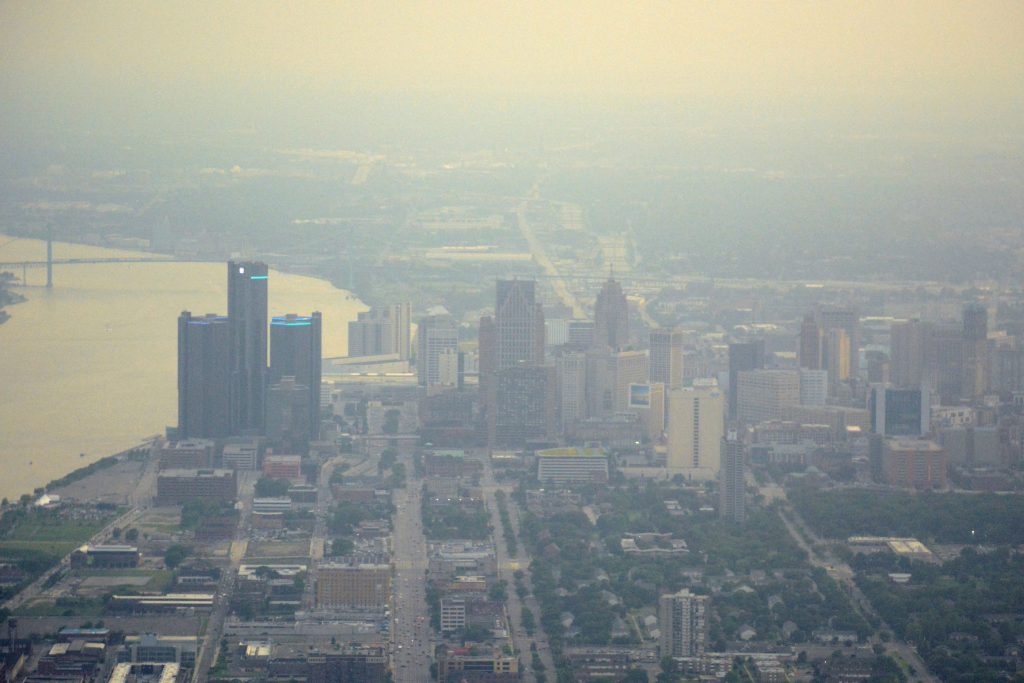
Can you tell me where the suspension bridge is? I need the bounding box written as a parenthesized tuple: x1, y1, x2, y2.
(0, 232, 221, 288)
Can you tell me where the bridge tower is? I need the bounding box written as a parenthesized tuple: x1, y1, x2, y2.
(46, 225, 53, 288)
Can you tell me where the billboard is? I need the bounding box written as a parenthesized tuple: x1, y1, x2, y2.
(629, 383, 651, 408)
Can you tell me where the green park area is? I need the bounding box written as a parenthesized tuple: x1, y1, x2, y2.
(789, 485, 1024, 681)
(787, 486, 1024, 545)
(0, 506, 119, 600)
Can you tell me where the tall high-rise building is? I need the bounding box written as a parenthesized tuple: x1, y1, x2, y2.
(667, 380, 724, 480)
(270, 312, 322, 441)
(926, 322, 965, 403)
(227, 261, 268, 434)
(555, 349, 587, 432)
(495, 279, 545, 370)
(719, 436, 746, 524)
(416, 315, 459, 387)
(627, 382, 666, 442)
(650, 328, 684, 388)
(658, 589, 709, 658)
(798, 314, 821, 370)
(585, 348, 650, 417)
(962, 303, 989, 398)
(890, 319, 929, 388)
(727, 340, 765, 420)
(567, 320, 596, 348)
(799, 369, 829, 406)
(869, 384, 930, 437)
(492, 365, 556, 447)
(817, 307, 860, 380)
(177, 312, 232, 439)
(736, 369, 801, 425)
(822, 328, 851, 393)
(592, 276, 629, 350)
(487, 280, 548, 447)
(477, 315, 497, 397)
(266, 376, 311, 454)
(347, 303, 411, 359)
(963, 303, 988, 341)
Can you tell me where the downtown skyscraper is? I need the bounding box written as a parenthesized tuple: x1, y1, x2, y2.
(484, 279, 549, 447)
(650, 328, 684, 388)
(494, 279, 545, 370)
(270, 312, 323, 442)
(593, 275, 629, 351)
(177, 312, 232, 439)
(228, 261, 269, 434)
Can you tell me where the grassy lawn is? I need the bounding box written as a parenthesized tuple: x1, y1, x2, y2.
(246, 540, 310, 558)
(0, 517, 112, 559)
(13, 597, 106, 617)
(0, 539, 81, 559)
(6, 520, 107, 542)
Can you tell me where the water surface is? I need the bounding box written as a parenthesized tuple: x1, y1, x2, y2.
(0, 236, 365, 500)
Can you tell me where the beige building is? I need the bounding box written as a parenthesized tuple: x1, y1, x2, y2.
(438, 647, 518, 683)
(625, 382, 666, 442)
(316, 563, 391, 610)
(736, 370, 801, 426)
(586, 349, 650, 417)
(823, 328, 851, 391)
(659, 589, 709, 658)
(667, 380, 724, 481)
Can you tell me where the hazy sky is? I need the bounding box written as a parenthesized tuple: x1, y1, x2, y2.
(2, 1, 1023, 140)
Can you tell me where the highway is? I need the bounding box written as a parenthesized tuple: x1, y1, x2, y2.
(390, 479, 433, 682)
(516, 182, 586, 319)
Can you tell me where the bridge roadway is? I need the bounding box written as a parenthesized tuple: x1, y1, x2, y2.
(0, 256, 215, 268)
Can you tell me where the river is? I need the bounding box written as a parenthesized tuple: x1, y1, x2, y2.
(0, 235, 366, 501)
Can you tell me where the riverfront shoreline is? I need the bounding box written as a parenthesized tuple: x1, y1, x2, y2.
(0, 235, 366, 501)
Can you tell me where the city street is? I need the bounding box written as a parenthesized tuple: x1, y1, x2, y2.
(193, 471, 255, 683)
(481, 459, 555, 680)
(777, 505, 935, 683)
(391, 479, 433, 682)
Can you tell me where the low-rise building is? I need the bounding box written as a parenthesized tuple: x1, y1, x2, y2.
(107, 662, 179, 683)
(122, 634, 197, 667)
(263, 454, 303, 480)
(252, 497, 292, 514)
(157, 469, 237, 504)
(108, 593, 214, 613)
(437, 646, 518, 683)
(159, 440, 214, 470)
(307, 645, 388, 683)
(221, 441, 259, 470)
(315, 563, 391, 610)
(70, 545, 140, 569)
(536, 447, 609, 484)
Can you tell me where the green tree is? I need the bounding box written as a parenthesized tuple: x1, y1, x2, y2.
(488, 580, 508, 602)
(521, 606, 536, 635)
(164, 544, 191, 568)
(255, 477, 290, 497)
